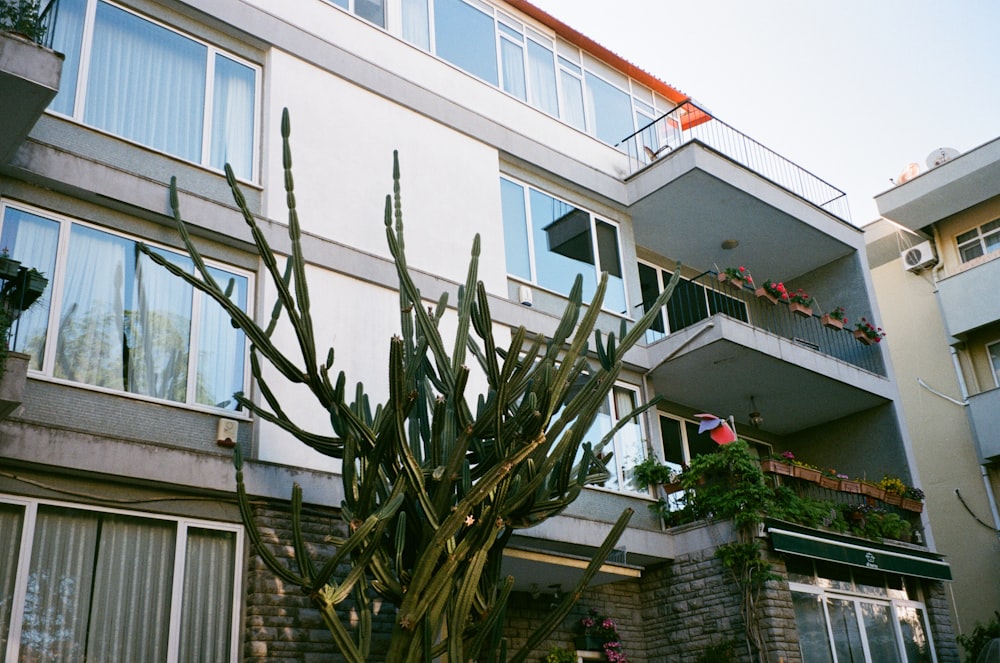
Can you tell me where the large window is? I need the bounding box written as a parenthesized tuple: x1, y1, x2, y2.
(639, 263, 748, 342)
(45, 0, 258, 180)
(956, 218, 1000, 263)
(0, 496, 241, 663)
(787, 558, 937, 663)
(0, 202, 249, 411)
(324, 0, 386, 27)
(500, 177, 626, 314)
(583, 385, 647, 494)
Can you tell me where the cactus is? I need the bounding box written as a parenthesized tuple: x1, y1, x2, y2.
(142, 109, 680, 662)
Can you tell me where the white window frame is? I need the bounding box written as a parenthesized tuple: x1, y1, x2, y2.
(0, 199, 253, 416)
(500, 176, 629, 316)
(987, 339, 1000, 389)
(585, 383, 650, 496)
(956, 218, 1000, 263)
(0, 494, 244, 663)
(47, 0, 261, 183)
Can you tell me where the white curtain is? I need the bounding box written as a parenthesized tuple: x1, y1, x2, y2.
(196, 268, 246, 410)
(84, 2, 206, 163)
(527, 40, 558, 116)
(19, 507, 99, 662)
(500, 38, 526, 100)
(1, 208, 60, 370)
(210, 54, 256, 180)
(44, 0, 87, 115)
(130, 248, 193, 402)
(401, 0, 429, 50)
(613, 387, 645, 493)
(178, 528, 236, 663)
(55, 225, 126, 389)
(0, 503, 25, 657)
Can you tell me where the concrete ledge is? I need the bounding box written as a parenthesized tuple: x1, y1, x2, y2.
(0, 32, 62, 161)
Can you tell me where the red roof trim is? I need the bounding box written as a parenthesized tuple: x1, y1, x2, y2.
(504, 0, 689, 105)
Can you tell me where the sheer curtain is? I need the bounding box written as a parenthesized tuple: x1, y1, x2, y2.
(84, 2, 206, 163)
(55, 225, 126, 389)
(44, 0, 87, 116)
(130, 247, 192, 402)
(0, 503, 24, 658)
(401, 0, 429, 50)
(210, 54, 256, 180)
(0, 208, 60, 370)
(527, 40, 558, 116)
(613, 387, 645, 493)
(499, 38, 526, 101)
(196, 268, 246, 410)
(178, 528, 236, 663)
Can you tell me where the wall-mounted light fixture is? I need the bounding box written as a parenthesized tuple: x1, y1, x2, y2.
(748, 396, 763, 429)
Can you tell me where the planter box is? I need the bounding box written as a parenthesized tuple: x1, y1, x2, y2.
(860, 482, 885, 501)
(901, 498, 923, 513)
(754, 287, 778, 305)
(821, 314, 845, 330)
(838, 479, 862, 494)
(883, 492, 904, 507)
(0, 256, 20, 281)
(661, 481, 684, 495)
(789, 302, 813, 318)
(853, 329, 876, 345)
(792, 465, 822, 483)
(760, 459, 795, 476)
(0, 352, 29, 419)
(574, 635, 606, 652)
(819, 476, 840, 490)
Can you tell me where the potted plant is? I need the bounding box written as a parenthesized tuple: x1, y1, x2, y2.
(719, 265, 752, 289)
(633, 457, 680, 493)
(837, 477, 862, 494)
(0, 248, 20, 281)
(821, 306, 847, 330)
(901, 486, 924, 513)
(0, 0, 47, 44)
(754, 279, 787, 305)
(544, 646, 577, 663)
(853, 318, 885, 345)
(788, 288, 814, 317)
(819, 468, 843, 490)
(878, 474, 906, 506)
(760, 450, 796, 476)
(576, 607, 628, 661)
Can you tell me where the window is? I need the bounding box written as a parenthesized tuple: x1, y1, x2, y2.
(45, 0, 258, 180)
(325, 0, 386, 27)
(639, 263, 748, 342)
(500, 178, 626, 314)
(434, 0, 498, 86)
(787, 559, 937, 663)
(582, 385, 647, 494)
(988, 341, 1000, 388)
(956, 218, 1000, 263)
(0, 202, 249, 411)
(0, 496, 241, 663)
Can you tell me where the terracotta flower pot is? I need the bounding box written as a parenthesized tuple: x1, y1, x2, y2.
(821, 314, 845, 330)
(901, 498, 923, 513)
(760, 459, 794, 476)
(853, 329, 875, 345)
(792, 465, 822, 483)
(789, 302, 813, 318)
(754, 287, 778, 305)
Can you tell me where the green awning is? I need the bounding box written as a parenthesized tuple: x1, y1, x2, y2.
(769, 526, 952, 581)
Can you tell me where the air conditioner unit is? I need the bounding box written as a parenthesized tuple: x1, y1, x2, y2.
(901, 241, 937, 272)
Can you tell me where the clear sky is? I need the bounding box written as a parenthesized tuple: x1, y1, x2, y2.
(531, 0, 1000, 225)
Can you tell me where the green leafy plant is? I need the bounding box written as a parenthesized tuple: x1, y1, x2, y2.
(760, 279, 788, 301)
(957, 610, 1000, 663)
(827, 306, 847, 322)
(788, 288, 814, 307)
(632, 457, 677, 486)
(0, 0, 47, 43)
(723, 265, 753, 286)
(854, 317, 886, 342)
(544, 646, 576, 663)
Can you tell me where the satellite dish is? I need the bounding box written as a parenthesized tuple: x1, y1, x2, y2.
(926, 147, 959, 169)
(897, 162, 920, 184)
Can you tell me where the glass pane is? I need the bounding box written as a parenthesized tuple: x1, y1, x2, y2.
(959, 242, 984, 263)
(434, 0, 498, 86)
(595, 221, 625, 314)
(45, 0, 87, 115)
(211, 54, 256, 180)
(499, 38, 526, 100)
(583, 395, 613, 488)
(87, 515, 174, 663)
(989, 343, 1000, 388)
(179, 528, 236, 663)
(955, 229, 979, 244)
(196, 267, 247, 409)
(658, 417, 684, 469)
(20, 506, 100, 662)
(638, 263, 665, 342)
(584, 72, 633, 145)
(0, 503, 25, 662)
(860, 602, 902, 663)
(355, 0, 385, 26)
(401, 0, 429, 50)
(791, 592, 833, 663)
(686, 420, 716, 459)
(897, 606, 932, 663)
(0, 208, 60, 369)
(827, 598, 866, 663)
(85, 2, 206, 163)
(559, 70, 586, 130)
(613, 387, 645, 493)
(500, 178, 531, 281)
(326, 0, 349, 7)
(530, 190, 596, 302)
(785, 557, 815, 585)
(527, 40, 558, 116)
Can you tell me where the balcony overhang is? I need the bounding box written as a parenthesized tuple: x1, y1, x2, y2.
(967, 388, 1000, 463)
(625, 142, 858, 280)
(0, 32, 62, 162)
(936, 253, 1000, 340)
(645, 317, 891, 435)
(874, 137, 1000, 232)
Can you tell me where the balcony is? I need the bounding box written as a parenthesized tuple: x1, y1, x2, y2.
(620, 103, 858, 283)
(0, 2, 63, 162)
(644, 274, 891, 435)
(935, 252, 1000, 340)
(968, 387, 1000, 462)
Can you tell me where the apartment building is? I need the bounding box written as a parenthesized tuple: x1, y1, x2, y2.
(869, 139, 1000, 635)
(0, 0, 958, 660)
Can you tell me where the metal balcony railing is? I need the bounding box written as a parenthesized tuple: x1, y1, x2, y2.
(38, 0, 61, 49)
(645, 271, 885, 376)
(619, 101, 852, 222)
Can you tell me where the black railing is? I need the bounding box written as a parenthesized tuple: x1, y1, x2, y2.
(645, 271, 885, 376)
(38, 0, 61, 49)
(619, 101, 852, 222)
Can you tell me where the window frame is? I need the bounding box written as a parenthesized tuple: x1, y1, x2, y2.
(45, 0, 261, 182)
(955, 218, 1000, 263)
(987, 339, 1000, 389)
(0, 199, 253, 416)
(499, 175, 629, 316)
(0, 494, 244, 663)
(583, 383, 650, 496)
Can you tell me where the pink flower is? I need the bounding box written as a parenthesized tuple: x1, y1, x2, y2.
(602, 618, 615, 630)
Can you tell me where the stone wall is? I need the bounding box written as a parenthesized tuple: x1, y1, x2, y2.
(925, 580, 960, 663)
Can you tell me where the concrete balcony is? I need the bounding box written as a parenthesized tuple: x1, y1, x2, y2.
(967, 387, 1000, 462)
(0, 31, 62, 162)
(0, 352, 29, 419)
(936, 253, 1000, 340)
